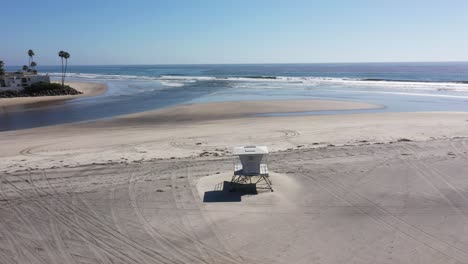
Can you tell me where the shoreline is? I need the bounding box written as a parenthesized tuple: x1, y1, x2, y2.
(0, 97, 383, 132)
(1, 95, 468, 173)
(105, 99, 383, 125)
(2, 107, 468, 172)
(0, 81, 107, 107)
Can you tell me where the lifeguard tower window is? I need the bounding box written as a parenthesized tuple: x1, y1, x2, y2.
(244, 147, 256, 152)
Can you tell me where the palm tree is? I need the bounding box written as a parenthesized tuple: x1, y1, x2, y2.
(0, 60, 4, 87)
(58, 51, 65, 87)
(22, 65, 29, 72)
(0, 60, 5, 76)
(28, 50, 35, 67)
(63, 52, 70, 84)
(30, 61, 37, 74)
(58, 51, 70, 87)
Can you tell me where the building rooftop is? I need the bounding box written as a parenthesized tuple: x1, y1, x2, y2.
(4, 72, 37, 77)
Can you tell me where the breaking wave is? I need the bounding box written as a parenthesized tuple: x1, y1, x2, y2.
(45, 72, 468, 92)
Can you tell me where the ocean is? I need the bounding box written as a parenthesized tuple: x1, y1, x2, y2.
(2, 62, 468, 131)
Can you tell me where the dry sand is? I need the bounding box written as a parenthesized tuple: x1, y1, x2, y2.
(2, 139, 468, 263)
(2, 99, 468, 263)
(0, 82, 107, 107)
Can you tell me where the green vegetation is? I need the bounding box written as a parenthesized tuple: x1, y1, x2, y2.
(24, 82, 79, 94)
(30, 61, 37, 74)
(0, 60, 4, 76)
(0, 60, 4, 87)
(58, 51, 71, 87)
(0, 82, 82, 98)
(22, 65, 29, 72)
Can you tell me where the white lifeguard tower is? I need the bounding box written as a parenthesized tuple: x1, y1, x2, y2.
(231, 146, 273, 192)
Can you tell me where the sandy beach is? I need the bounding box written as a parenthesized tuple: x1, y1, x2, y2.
(0, 98, 466, 172)
(0, 82, 107, 107)
(4, 0, 467, 262)
(2, 96, 468, 263)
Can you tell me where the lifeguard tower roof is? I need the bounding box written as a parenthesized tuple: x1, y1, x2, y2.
(232, 146, 268, 155)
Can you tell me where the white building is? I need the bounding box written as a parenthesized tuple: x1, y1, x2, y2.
(0, 72, 50, 91)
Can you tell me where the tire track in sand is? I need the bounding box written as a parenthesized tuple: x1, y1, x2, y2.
(0, 177, 59, 264)
(25, 170, 132, 264)
(128, 165, 218, 263)
(278, 159, 468, 263)
(7, 171, 175, 264)
(123, 165, 199, 263)
(42, 168, 114, 264)
(0, 172, 29, 264)
(168, 163, 257, 264)
(183, 164, 274, 264)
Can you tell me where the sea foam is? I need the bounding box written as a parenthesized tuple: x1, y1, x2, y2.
(46, 72, 468, 93)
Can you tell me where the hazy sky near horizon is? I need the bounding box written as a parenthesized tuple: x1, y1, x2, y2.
(2, 0, 468, 66)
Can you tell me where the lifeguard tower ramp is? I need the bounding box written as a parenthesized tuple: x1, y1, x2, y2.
(231, 146, 273, 192)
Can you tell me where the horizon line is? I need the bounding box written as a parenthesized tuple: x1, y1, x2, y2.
(4, 60, 468, 67)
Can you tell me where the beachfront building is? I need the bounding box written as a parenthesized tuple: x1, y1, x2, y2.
(0, 72, 50, 91)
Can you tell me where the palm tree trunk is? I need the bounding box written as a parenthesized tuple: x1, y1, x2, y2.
(61, 57, 64, 88)
(64, 58, 68, 87)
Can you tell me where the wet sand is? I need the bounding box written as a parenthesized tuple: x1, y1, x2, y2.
(2, 99, 468, 263)
(1, 106, 467, 172)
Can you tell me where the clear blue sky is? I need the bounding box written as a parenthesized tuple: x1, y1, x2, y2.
(2, 0, 468, 65)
